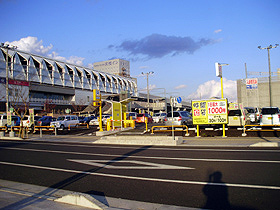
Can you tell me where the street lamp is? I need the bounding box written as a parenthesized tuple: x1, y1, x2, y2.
(215, 62, 229, 138)
(141, 71, 154, 113)
(0, 43, 17, 114)
(258, 44, 279, 107)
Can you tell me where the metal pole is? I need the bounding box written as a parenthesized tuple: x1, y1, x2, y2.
(258, 44, 279, 107)
(5, 47, 9, 113)
(267, 48, 272, 107)
(147, 73, 150, 114)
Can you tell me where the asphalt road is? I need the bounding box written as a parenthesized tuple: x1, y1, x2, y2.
(0, 140, 280, 210)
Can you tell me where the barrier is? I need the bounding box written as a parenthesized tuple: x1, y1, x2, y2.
(151, 125, 189, 136)
(242, 124, 280, 136)
(106, 119, 135, 131)
(0, 126, 6, 131)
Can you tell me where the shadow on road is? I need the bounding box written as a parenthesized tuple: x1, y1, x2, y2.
(1, 145, 152, 209)
(202, 171, 258, 210)
(203, 171, 231, 209)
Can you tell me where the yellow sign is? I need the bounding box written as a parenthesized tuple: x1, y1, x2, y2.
(113, 102, 122, 127)
(29, 109, 34, 124)
(93, 89, 101, 106)
(7, 111, 12, 126)
(192, 99, 228, 125)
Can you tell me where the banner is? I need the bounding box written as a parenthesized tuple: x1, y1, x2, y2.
(192, 99, 228, 125)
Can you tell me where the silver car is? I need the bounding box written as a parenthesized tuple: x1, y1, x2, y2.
(260, 107, 280, 125)
(152, 112, 167, 123)
(164, 111, 192, 126)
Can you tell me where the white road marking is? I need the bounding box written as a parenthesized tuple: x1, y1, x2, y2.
(0, 161, 279, 190)
(2, 147, 280, 163)
(68, 159, 194, 169)
(1, 141, 280, 152)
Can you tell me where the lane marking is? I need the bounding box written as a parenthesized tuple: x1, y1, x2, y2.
(1, 141, 280, 152)
(2, 147, 280, 163)
(68, 159, 194, 170)
(0, 161, 279, 190)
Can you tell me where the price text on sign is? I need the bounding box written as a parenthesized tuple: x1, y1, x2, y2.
(192, 99, 228, 125)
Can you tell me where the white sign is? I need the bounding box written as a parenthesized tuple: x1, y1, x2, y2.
(215, 62, 222, 77)
(246, 78, 258, 89)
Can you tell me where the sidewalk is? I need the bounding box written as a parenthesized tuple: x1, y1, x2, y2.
(2, 133, 280, 147)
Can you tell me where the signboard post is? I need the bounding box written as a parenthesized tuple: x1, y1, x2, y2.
(192, 99, 228, 137)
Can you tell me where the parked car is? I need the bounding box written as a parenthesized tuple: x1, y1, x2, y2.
(78, 116, 85, 123)
(126, 112, 137, 120)
(22, 116, 42, 128)
(227, 109, 249, 127)
(0, 115, 21, 127)
(260, 107, 280, 125)
(89, 115, 111, 126)
(164, 111, 192, 126)
(0, 114, 20, 127)
(50, 115, 79, 130)
(81, 116, 95, 124)
(37, 116, 57, 126)
(136, 113, 153, 123)
(244, 107, 260, 123)
(152, 112, 167, 123)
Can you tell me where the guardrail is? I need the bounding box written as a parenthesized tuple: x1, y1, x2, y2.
(242, 124, 280, 136)
(151, 125, 189, 136)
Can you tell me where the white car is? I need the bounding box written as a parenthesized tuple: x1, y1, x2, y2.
(260, 107, 280, 125)
(89, 115, 111, 126)
(22, 116, 41, 128)
(50, 115, 79, 130)
(152, 112, 167, 123)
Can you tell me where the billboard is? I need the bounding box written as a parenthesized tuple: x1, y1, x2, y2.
(246, 78, 258, 89)
(192, 99, 228, 125)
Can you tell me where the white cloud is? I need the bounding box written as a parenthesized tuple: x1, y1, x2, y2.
(5, 36, 53, 55)
(174, 84, 187, 90)
(5, 36, 85, 66)
(187, 78, 237, 102)
(214, 29, 222, 34)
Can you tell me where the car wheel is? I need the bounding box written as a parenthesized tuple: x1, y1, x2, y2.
(60, 124, 65, 130)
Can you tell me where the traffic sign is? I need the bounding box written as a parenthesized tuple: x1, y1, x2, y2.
(177, 97, 182, 103)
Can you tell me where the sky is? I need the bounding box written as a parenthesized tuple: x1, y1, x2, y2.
(1, 0, 280, 103)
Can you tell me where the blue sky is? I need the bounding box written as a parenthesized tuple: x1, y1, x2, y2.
(1, 0, 280, 102)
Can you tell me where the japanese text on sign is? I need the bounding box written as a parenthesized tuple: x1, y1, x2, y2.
(192, 99, 228, 125)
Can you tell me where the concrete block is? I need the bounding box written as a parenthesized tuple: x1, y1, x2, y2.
(55, 192, 108, 209)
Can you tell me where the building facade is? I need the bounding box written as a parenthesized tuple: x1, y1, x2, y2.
(237, 71, 280, 108)
(0, 47, 137, 114)
(93, 59, 130, 77)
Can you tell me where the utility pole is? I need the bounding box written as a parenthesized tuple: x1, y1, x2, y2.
(141, 71, 154, 113)
(258, 44, 279, 107)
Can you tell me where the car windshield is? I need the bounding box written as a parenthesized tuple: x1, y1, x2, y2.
(39, 116, 48, 121)
(153, 113, 160, 117)
(167, 112, 180, 117)
(261, 108, 279, 115)
(228, 110, 242, 116)
(245, 108, 255, 113)
(137, 114, 144, 117)
(57, 116, 65, 121)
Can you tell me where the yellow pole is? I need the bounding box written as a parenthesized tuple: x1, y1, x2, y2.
(99, 103, 103, 131)
(197, 125, 200, 137)
(221, 77, 226, 137)
(145, 117, 148, 131)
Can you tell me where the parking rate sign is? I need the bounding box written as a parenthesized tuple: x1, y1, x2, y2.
(192, 99, 228, 125)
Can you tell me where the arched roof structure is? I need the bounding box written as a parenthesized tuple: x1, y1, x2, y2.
(0, 47, 138, 96)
